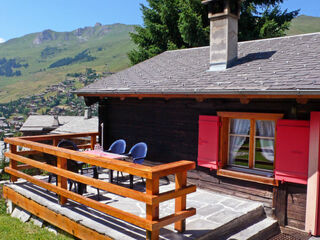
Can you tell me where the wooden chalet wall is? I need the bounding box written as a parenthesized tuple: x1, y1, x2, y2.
(98, 97, 317, 230)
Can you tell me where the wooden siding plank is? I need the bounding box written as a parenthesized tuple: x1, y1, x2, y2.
(273, 183, 287, 226)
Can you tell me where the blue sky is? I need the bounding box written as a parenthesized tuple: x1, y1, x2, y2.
(0, 0, 319, 43)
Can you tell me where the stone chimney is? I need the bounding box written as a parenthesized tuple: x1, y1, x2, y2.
(84, 107, 92, 119)
(202, 0, 241, 71)
(53, 115, 60, 127)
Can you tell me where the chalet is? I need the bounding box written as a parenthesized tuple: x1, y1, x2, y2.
(20, 115, 78, 136)
(20, 112, 98, 136)
(76, 0, 320, 236)
(0, 121, 8, 129)
(13, 116, 24, 121)
(51, 109, 98, 134)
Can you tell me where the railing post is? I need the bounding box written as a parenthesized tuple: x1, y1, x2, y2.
(90, 134, 96, 150)
(175, 171, 187, 232)
(9, 144, 18, 182)
(53, 138, 58, 147)
(146, 177, 159, 240)
(57, 156, 68, 205)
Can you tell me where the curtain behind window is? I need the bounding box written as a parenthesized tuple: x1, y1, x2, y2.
(256, 120, 275, 162)
(229, 119, 250, 165)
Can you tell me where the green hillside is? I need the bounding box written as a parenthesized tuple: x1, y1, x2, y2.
(286, 15, 320, 36)
(0, 23, 135, 103)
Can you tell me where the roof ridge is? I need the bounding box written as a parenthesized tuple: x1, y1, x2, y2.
(165, 46, 209, 53)
(163, 32, 320, 54)
(238, 32, 320, 45)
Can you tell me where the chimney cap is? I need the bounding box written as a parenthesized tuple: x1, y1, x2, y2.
(203, 0, 242, 19)
(202, 0, 218, 5)
(202, 0, 243, 4)
(84, 107, 92, 119)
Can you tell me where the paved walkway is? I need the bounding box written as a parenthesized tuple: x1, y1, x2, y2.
(5, 171, 265, 240)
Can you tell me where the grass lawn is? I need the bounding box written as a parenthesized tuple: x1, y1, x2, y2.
(0, 186, 73, 240)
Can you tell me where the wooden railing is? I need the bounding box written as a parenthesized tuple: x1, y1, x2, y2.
(4, 133, 196, 240)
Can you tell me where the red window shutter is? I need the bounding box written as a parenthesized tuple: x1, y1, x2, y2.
(275, 119, 310, 184)
(197, 115, 220, 170)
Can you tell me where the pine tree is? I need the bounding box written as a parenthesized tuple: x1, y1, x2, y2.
(128, 0, 299, 65)
(239, 0, 299, 41)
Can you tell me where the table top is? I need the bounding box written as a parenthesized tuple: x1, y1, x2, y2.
(84, 150, 128, 160)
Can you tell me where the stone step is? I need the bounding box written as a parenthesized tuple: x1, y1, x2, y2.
(199, 205, 266, 240)
(227, 217, 280, 240)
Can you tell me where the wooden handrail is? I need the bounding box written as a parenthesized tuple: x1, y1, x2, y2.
(5, 137, 154, 179)
(151, 161, 196, 178)
(4, 133, 196, 240)
(19, 132, 99, 141)
(5, 152, 154, 204)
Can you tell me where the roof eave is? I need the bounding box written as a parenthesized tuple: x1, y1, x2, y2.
(76, 89, 320, 99)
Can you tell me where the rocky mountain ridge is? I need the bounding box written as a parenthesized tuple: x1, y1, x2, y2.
(32, 23, 118, 45)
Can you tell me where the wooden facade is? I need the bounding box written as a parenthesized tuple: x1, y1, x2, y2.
(97, 97, 318, 230)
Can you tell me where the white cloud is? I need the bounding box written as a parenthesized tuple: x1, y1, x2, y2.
(0, 38, 5, 43)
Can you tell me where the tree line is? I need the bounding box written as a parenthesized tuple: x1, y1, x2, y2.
(128, 0, 299, 65)
(0, 58, 28, 77)
(49, 49, 96, 68)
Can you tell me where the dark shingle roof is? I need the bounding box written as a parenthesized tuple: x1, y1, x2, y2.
(76, 33, 320, 96)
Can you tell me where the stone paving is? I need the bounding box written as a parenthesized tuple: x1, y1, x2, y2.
(5, 171, 265, 240)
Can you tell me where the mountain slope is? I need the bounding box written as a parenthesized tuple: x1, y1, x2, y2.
(0, 23, 135, 103)
(286, 15, 320, 36)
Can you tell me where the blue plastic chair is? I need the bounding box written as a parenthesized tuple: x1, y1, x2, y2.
(48, 139, 86, 195)
(107, 139, 126, 154)
(126, 142, 147, 188)
(106, 139, 126, 181)
(128, 142, 147, 164)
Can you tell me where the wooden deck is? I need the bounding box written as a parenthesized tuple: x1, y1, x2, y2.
(4, 171, 273, 240)
(3, 173, 194, 240)
(3, 132, 196, 240)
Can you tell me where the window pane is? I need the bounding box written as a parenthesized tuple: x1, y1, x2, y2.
(254, 139, 274, 170)
(230, 119, 250, 135)
(229, 136, 249, 167)
(255, 120, 275, 137)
